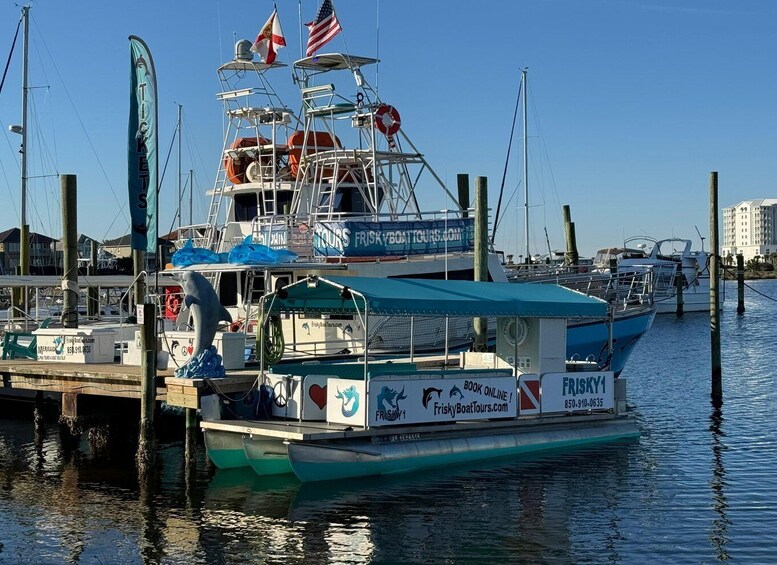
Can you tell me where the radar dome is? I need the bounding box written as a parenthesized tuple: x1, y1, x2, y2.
(234, 40, 253, 62)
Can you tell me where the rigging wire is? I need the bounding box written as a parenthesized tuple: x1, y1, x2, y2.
(491, 72, 522, 245)
(0, 11, 22, 95)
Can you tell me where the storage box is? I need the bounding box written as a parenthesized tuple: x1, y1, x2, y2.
(120, 332, 169, 370)
(161, 331, 246, 370)
(34, 328, 117, 364)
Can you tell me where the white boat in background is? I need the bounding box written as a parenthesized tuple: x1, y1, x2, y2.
(594, 237, 711, 314)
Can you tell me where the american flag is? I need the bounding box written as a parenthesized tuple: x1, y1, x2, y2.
(305, 0, 342, 57)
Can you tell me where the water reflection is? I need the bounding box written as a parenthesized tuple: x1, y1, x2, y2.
(708, 405, 730, 561)
(198, 441, 637, 563)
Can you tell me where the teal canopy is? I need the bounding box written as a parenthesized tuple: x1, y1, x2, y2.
(265, 276, 608, 319)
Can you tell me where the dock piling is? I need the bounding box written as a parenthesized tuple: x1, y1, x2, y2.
(736, 253, 745, 314)
(675, 264, 684, 316)
(136, 302, 157, 475)
(562, 205, 579, 267)
(61, 174, 78, 328)
(457, 173, 470, 218)
(709, 171, 722, 405)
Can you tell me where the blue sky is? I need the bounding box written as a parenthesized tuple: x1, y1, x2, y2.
(0, 0, 774, 258)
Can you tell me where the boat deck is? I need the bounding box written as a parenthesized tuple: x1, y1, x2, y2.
(201, 411, 627, 442)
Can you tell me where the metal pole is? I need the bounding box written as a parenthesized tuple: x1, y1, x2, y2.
(474, 176, 488, 351)
(189, 169, 194, 226)
(710, 172, 722, 404)
(177, 104, 182, 232)
(522, 68, 529, 263)
(19, 6, 30, 277)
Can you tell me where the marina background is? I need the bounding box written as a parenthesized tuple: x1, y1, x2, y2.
(1, 280, 776, 562)
(1, 0, 776, 257)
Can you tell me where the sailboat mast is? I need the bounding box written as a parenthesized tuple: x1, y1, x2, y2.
(20, 5, 30, 275)
(522, 68, 529, 264)
(177, 103, 182, 231)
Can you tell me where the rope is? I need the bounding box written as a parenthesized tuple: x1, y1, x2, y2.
(720, 262, 777, 303)
(259, 314, 284, 365)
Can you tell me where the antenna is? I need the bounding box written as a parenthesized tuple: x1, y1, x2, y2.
(694, 225, 706, 252)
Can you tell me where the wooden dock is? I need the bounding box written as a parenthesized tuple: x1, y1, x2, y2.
(0, 359, 259, 411)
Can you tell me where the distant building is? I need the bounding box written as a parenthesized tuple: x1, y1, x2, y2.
(0, 227, 58, 274)
(101, 233, 176, 267)
(722, 199, 777, 261)
(77, 234, 100, 260)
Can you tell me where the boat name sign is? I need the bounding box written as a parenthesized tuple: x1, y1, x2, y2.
(313, 219, 475, 257)
(540, 372, 614, 413)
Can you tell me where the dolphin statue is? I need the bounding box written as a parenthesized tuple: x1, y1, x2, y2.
(177, 271, 232, 357)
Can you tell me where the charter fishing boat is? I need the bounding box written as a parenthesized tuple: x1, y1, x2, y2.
(593, 237, 711, 313)
(198, 275, 640, 482)
(166, 40, 656, 375)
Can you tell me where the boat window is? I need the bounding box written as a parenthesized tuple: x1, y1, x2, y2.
(219, 272, 238, 306)
(234, 193, 259, 221)
(277, 191, 294, 215)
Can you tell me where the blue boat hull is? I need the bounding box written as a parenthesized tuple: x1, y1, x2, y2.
(566, 307, 656, 376)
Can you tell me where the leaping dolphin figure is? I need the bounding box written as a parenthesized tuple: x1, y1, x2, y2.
(178, 271, 232, 357)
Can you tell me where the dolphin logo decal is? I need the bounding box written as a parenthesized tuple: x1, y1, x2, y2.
(302, 322, 310, 335)
(450, 385, 464, 400)
(422, 387, 443, 408)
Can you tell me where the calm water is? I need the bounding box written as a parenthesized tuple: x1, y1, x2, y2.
(2, 280, 777, 564)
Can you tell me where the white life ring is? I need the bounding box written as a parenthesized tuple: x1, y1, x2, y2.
(501, 317, 529, 348)
(375, 104, 401, 136)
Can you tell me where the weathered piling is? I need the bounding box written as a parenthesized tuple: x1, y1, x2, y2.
(136, 302, 157, 475)
(675, 264, 684, 317)
(736, 253, 745, 314)
(457, 173, 470, 218)
(709, 172, 722, 405)
(473, 176, 488, 351)
(562, 205, 579, 267)
(185, 408, 197, 470)
(61, 174, 78, 328)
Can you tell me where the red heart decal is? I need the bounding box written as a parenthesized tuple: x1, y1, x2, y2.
(187, 345, 193, 355)
(309, 384, 327, 410)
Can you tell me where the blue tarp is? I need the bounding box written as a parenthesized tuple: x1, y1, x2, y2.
(265, 275, 608, 319)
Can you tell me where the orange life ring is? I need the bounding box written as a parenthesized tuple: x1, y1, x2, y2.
(224, 137, 270, 184)
(375, 105, 401, 136)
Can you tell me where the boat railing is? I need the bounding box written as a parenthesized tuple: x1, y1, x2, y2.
(174, 223, 216, 250)
(508, 264, 657, 310)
